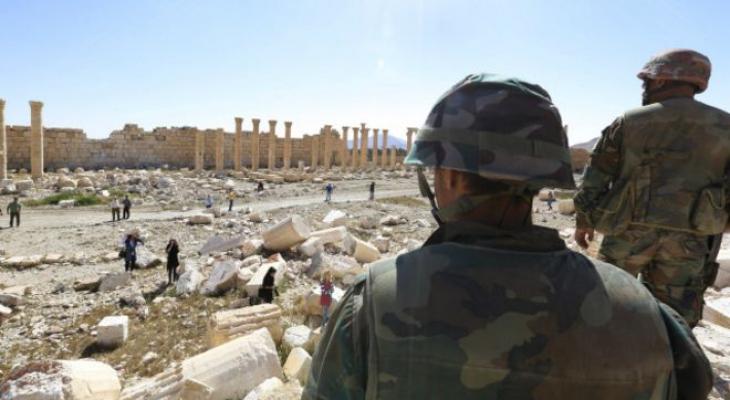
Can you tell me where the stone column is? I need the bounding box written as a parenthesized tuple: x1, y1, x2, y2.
(406, 127, 416, 154)
(360, 124, 368, 169)
(268, 120, 277, 170)
(351, 127, 359, 169)
(341, 126, 349, 167)
(284, 121, 292, 169)
(251, 119, 260, 170)
(381, 129, 389, 168)
(323, 125, 332, 170)
(29, 101, 44, 179)
(0, 99, 6, 180)
(372, 128, 379, 168)
(390, 146, 396, 168)
(234, 117, 243, 171)
(311, 136, 319, 168)
(194, 129, 205, 171)
(215, 128, 225, 171)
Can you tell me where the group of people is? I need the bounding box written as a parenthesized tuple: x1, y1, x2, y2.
(110, 196, 132, 222)
(120, 232, 180, 285)
(304, 49, 722, 399)
(0, 197, 22, 228)
(321, 182, 376, 203)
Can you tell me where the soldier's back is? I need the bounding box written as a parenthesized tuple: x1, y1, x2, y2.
(364, 224, 674, 400)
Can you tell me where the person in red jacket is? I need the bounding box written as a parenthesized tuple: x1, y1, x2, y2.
(320, 270, 334, 327)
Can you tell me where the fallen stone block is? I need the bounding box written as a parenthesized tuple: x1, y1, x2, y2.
(306, 327, 323, 354)
(704, 297, 730, 329)
(135, 247, 163, 269)
(299, 285, 345, 316)
(372, 235, 390, 253)
(0, 359, 121, 399)
(3, 255, 44, 269)
(120, 365, 184, 399)
(59, 199, 76, 208)
(189, 214, 214, 225)
(359, 216, 378, 229)
(345, 236, 381, 263)
(180, 378, 214, 400)
(380, 214, 406, 226)
(200, 235, 245, 256)
(99, 272, 131, 292)
(208, 303, 283, 346)
(283, 347, 312, 385)
(0, 293, 24, 308)
(714, 248, 730, 289)
(283, 325, 312, 351)
(298, 237, 323, 258)
(310, 226, 348, 245)
(177, 268, 204, 295)
(14, 179, 34, 191)
(0, 285, 31, 296)
(248, 212, 265, 223)
(241, 239, 264, 257)
(537, 188, 553, 201)
(201, 261, 240, 296)
(242, 377, 284, 400)
(42, 253, 65, 264)
(262, 215, 311, 251)
(183, 328, 284, 400)
(558, 199, 575, 215)
(322, 209, 347, 225)
(245, 261, 286, 297)
(97, 315, 129, 348)
(0, 304, 11, 318)
(74, 276, 102, 292)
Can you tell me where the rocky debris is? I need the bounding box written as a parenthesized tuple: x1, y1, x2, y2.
(283, 347, 312, 385)
(119, 290, 147, 309)
(372, 235, 390, 253)
(322, 209, 347, 225)
(359, 215, 378, 230)
(704, 296, 730, 329)
(201, 261, 240, 296)
(714, 249, 730, 289)
(135, 247, 163, 269)
(56, 175, 77, 189)
(282, 325, 312, 351)
(99, 272, 132, 292)
(73, 276, 102, 292)
(309, 226, 348, 246)
(59, 199, 76, 208)
(345, 236, 381, 263)
(189, 214, 214, 225)
(298, 237, 323, 258)
(248, 212, 266, 223)
(200, 235, 246, 256)
(241, 239, 264, 257)
(245, 260, 286, 296)
(298, 285, 345, 316)
(262, 215, 311, 251)
(558, 199, 576, 215)
(694, 320, 730, 399)
(380, 214, 406, 226)
(0, 293, 24, 308)
(405, 238, 422, 252)
(208, 303, 284, 346)
(43, 253, 66, 264)
(242, 377, 285, 400)
(77, 177, 95, 188)
(0, 359, 121, 399)
(97, 315, 129, 348)
(2, 255, 44, 269)
(177, 268, 204, 295)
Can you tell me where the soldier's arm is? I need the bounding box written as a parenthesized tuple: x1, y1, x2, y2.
(303, 277, 368, 400)
(573, 117, 624, 228)
(657, 302, 713, 400)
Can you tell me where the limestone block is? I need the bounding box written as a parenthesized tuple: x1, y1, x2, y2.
(242, 377, 284, 400)
(3, 255, 44, 269)
(379, 214, 406, 226)
(714, 248, 730, 289)
(199, 235, 245, 255)
(74, 276, 101, 292)
(0, 304, 11, 318)
(59, 199, 75, 208)
(372, 235, 390, 253)
(77, 177, 94, 188)
(537, 189, 553, 201)
(322, 209, 347, 225)
(345, 236, 381, 263)
(283, 347, 312, 385)
(182, 328, 283, 400)
(14, 179, 33, 191)
(179, 378, 214, 400)
(200, 261, 240, 296)
(97, 315, 129, 348)
(299, 285, 345, 316)
(283, 325, 312, 351)
(189, 214, 214, 225)
(0, 293, 24, 308)
(298, 237, 322, 258)
(237, 267, 254, 286)
(262, 215, 311, 251)
(0, 359, 121, 400)
(245, 260, 286, 297)
(56, 175, 77, 189)
(208, 303, 283, 347)
(558, 199, 575, 215)
(241, 239, 264, 257)
(175, 268, 203, 295)
(704, 297, 730, 329)
(43, 253, 66, 264)
(310, 226, 348, 245)
(119, 365, 184, 400)
(99, 272, 131, 292)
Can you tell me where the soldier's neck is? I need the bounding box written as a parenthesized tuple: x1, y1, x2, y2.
(460, 200, 533, 230)
(645, 89, 695, 105)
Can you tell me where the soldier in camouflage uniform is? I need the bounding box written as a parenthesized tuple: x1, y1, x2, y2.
(574, 49, 730, 327)
(303, 74, 712, 400)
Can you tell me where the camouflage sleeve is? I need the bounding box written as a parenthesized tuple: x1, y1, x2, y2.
(302, 276, 368, 400)
(573, 117, 624, 228)
(657, 302, 713, 400)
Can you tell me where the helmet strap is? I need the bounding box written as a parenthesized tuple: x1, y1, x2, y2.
(417, 168, 443, 225)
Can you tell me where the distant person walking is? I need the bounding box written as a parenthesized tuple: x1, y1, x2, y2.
(320, 271, 334, 326)
(123, 233, 143, 273)
(368, 182, 375, 201)
(324, 183, 334, 202)
(122, 196, 132, 219)
(111, 198, 121, 221)
(258, 267, 277, 304)
(546, 190, 556, 210)
(165, 239, 180, 285)
(205, 194, 213, 209)
(227, 190, 235, 212)
(257, 181, 265, 192)
(7, 197, 21, 227)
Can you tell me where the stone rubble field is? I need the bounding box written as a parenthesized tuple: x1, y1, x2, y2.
(0, 169, 728, 399)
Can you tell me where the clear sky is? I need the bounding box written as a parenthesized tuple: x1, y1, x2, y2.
(1, 0, 729, 144)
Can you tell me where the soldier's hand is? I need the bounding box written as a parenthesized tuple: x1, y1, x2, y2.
(575, 228, 594, 249)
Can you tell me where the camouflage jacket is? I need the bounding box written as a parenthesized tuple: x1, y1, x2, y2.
(303, 222, 712, 400)
(574, 97, 730, 234)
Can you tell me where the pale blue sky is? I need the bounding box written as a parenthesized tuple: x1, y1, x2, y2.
(1, 0, 729, 144)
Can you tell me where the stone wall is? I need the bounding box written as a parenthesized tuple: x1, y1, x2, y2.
(4, 124, 341, 171)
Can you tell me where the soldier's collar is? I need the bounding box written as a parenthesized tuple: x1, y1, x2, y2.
(423, 221, 566, 252)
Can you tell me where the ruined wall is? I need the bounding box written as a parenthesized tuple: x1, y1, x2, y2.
(4, 124, 340, 170)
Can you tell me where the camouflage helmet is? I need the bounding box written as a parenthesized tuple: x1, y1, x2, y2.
(637, 49, 711, 93)
(404, 73, 576, 190)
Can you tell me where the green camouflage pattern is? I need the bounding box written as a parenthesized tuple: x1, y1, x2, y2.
(302, 222, 716, 400)
(598, 226, 707, 326)
(404, 74, 575, 190)
(574, 98, 730, 235)
(637, 49, 711, 92)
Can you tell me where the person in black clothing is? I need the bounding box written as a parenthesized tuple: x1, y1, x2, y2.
(123, 233, 144, 272)
(122, 196, 132, 219)
(368, 181, 375, 201)
(165, 239, 180, 285)
(257, 181, 265, 192)
(258, 267, 277, 303)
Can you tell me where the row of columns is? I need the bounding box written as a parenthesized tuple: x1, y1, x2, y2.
(0, 100, 44, 180)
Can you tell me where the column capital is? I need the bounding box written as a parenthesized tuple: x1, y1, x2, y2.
(252, 118, 261, 125)
(0, 98, 5, 108)
(324, 124, 332, 130)
(383, 129, 388, 134)
(235, 117, 243, 124)
(29, 100, 44, 109)
(284, 121, 292, 128)
(342, 126, 349, 132)
(268, 119, 277, 124)
(373, 128, 379, 133)
(360, 123, 367, 129)
(353, 127, 359, 133)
